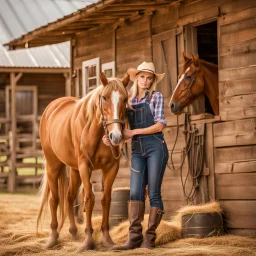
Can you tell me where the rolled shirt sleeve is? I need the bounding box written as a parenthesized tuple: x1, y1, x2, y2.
(152, 92, 167, 126)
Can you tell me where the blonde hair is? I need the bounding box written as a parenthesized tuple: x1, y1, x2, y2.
(129, 74, 157, 103)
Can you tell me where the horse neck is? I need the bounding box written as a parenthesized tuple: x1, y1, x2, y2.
(201, 62, 219, 115)
(79, 97, 104, 142)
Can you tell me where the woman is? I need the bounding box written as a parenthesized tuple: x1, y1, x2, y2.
(103, 62, 169, 249)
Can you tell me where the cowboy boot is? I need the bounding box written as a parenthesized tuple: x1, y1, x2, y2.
(112, 200, 145, 250)
(140, 207, 164, 249)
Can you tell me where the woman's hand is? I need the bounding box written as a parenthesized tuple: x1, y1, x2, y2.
(102, 135, 111, 146)
(123, 128, 135, 140)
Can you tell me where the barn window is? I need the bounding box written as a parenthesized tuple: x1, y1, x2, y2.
(82, 57, 100, 96)
(102, 61, 115, 78)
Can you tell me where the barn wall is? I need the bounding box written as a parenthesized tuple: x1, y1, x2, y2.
(18, 73, 66, 115)
(70, 0, 256, 233)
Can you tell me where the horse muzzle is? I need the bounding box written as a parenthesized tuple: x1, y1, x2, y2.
(169, 102, 182, 114)
(109, 132, 123, 146)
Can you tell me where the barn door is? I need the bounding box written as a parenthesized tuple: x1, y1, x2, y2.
(6, 86, 38, 153)
(177, 25, 205, 115)
(152, 29, 177, 98)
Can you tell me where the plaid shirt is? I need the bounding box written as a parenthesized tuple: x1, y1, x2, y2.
(130, 90, 167, 126)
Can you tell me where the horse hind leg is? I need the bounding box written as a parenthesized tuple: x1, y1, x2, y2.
(67, 168, 81, 239)
(44, 160, 67, 249)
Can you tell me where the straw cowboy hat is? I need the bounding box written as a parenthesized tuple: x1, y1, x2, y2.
(127, 62, 165, 84)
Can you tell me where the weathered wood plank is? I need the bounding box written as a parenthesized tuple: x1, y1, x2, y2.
(219, 78, 256, 96)
(219, 66, 256, 81)
(220, 106, 256, 121)
(178, 6, 218, 27)
(220, 93, 256, 109)
(205, 123, 215, 200)
(216, 186, 256, 200)
(215, 145, 256, 163)
(213, 118, 256, 137)
(221, 0, 256, 16)
(215, 160, 256, 174)
(220, 27, 256, 46)
(219, 5, 256, 26)
(220, 16, 256, 35)
(178, 0, 224, 17)
(219, 51, 256, 70)
(214, 133, 256, 147)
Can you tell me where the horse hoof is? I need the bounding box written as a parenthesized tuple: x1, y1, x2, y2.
(44, 237, 58, 249)
(101, 237, 115, 248)
(76, 242, 95, 252)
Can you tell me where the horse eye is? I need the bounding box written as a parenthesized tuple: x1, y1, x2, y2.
(185, 75, 191, 80)
(102, 96, 107, 102)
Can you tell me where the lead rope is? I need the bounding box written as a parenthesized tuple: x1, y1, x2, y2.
(167, 112, 204, 204)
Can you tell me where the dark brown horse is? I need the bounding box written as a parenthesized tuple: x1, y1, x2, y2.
(37, 72, 130, 251)
(169, 53, 219, 115)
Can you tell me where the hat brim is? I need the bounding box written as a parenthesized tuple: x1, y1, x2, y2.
(127, 68, 165, 84)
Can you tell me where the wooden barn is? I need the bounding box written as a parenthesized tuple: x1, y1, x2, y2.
(5, 0, 256, 237)
(0, 0, 92, 192)
(0, 43, 70, 192)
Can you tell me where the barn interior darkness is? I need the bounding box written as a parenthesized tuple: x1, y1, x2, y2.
(196, 21, 218, 115)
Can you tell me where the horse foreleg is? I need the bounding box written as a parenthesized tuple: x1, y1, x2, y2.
(77, 160, 95, 252)
(67, 168, 81, 239)
(45, 162, 65, 249)
(101, 163, 119, 248)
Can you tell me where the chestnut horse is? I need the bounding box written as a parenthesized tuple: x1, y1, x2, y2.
(37, 72, 130, 251)
(169, 53, 219, 115)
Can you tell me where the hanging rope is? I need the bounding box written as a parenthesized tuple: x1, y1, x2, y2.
(168, 113, 205, 204)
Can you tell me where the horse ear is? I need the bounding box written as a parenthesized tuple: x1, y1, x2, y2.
(191, 53, 200, 69)
(100, 72, 108, 86)
(182, 52, 190, 62)
(122, 73, 130, 88)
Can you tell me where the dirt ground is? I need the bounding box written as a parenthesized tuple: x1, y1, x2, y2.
(0, 193, 255, 256)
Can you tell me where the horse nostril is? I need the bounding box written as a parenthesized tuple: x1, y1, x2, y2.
(170, 102, 175, 110)
(109, 133, 113, 140)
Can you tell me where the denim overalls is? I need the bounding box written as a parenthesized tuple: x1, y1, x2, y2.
(127, 99, 169, 210)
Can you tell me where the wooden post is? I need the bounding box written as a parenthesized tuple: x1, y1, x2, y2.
(64, 72, 71, 96)
(8, 72, 22, 193)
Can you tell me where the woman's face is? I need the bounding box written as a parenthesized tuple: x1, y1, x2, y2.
(137, 71, 154, 90)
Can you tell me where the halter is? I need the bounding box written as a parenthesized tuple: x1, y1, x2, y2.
(98, 94, 126, 137)
(180, 69, 197, 105)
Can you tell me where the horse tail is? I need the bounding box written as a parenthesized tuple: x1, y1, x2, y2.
(36, 163, 50, 234)
(57, 164, 67, 231)
(36, 163, 67, 233)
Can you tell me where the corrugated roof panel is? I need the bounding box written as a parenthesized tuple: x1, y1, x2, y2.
(35, 0, 64, 24)
(0, 0, 27, 40)
(0, 0, 95, 44)
(0, 42, 70, 68)
(9, 49, 35, 67)
(7, 0, 37, 32)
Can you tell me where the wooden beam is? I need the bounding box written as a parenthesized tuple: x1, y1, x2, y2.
(8, 72, 23, 193)
(64, 72, 71, 96)
(0, 68, 69, 73)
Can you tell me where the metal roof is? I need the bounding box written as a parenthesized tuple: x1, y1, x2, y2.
(0, 42, 70, 68)
(4, 0, 177, 48)
(0, 0, 98, 45)
(0, 0, 98, 69)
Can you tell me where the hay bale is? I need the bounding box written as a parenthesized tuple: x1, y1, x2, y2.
(171, 200, 222, 229)
(112, 187, 130, 192)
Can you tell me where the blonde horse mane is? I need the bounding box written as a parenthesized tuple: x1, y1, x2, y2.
(84, 78, 128, 128)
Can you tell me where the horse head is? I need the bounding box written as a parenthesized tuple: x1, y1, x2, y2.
(169, 53, 204, 115)
(99, 72, 130, 146)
